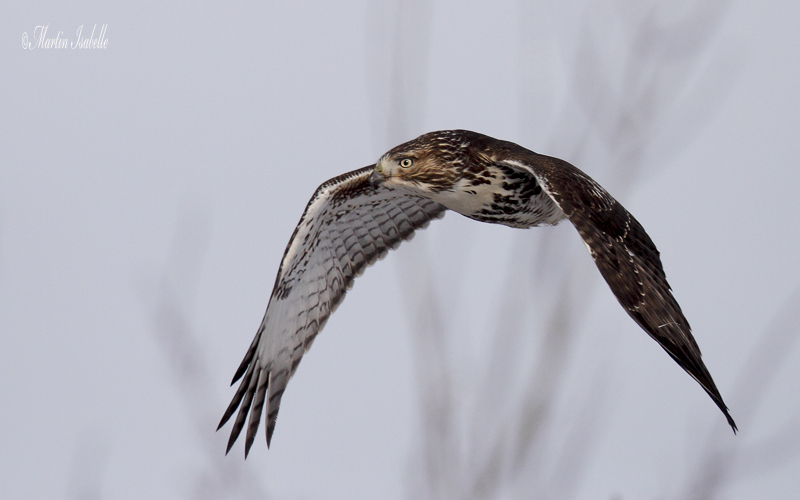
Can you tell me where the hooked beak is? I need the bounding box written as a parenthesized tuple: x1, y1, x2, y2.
(369, 167, 383, 188)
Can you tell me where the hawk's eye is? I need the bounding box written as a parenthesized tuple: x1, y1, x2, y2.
(399, 158, 413, 168)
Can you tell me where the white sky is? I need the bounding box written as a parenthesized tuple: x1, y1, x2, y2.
(2, 1, 800, 499)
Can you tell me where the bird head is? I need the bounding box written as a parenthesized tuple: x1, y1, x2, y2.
(371, 131, 471, 194)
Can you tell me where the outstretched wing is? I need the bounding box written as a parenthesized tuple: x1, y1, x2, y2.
(505, 154, 737, 432)
(218, 166, 446, 456)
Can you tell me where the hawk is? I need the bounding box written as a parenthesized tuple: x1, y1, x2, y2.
(218, 130, 736, 456)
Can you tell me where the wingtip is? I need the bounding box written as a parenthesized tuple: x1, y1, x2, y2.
(726, 413, 738, 435)
(225, 437, 236, 455)
(231, 367, 246, 386)
(245, 431, 256, 458)
(266, 419, 276, 449)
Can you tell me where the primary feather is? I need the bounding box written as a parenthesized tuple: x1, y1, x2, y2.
(219, 130, 735, 457)
(218, 167, 445, 456)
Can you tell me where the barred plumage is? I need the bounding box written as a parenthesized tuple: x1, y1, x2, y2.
(218, 130, 735, 457)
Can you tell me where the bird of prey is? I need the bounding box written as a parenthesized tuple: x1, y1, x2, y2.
(218, 130, 736, 456)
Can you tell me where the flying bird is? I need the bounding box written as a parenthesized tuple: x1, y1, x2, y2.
(218, 130, 736, 456)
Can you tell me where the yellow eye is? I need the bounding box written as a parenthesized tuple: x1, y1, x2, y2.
(400, 158, 413, 168)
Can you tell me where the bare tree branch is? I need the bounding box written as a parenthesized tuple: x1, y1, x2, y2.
(143, 208, 271, 500)
(367, 0, 740, 499)
(681, 286, 800, 500)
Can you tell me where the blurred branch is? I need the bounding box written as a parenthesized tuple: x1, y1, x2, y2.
(473, 1, 735, 497)
(681, 286, 800, 500)
(367, 1, 462, 498)
(556, 0, 735, 196)
(538, 372, 610, 500)
(367, 0, 738, 499)
(398, 252, 461, 498)
(143, 208, 271, 500)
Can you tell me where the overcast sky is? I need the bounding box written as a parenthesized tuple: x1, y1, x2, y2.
(2, 1, 800, 499)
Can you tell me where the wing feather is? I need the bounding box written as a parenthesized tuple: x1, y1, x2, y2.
(218, 166, 446, 455)
(224, 359, 259, 453)
(504, 154, 737, 432)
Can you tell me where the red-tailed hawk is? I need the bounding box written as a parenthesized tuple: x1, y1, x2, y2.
(218, 130, 736, 456)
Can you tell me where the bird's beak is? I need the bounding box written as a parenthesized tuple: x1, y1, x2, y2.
(369, 167, 383, 188)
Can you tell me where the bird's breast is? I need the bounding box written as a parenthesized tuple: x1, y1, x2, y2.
(431, 165, 565, 228)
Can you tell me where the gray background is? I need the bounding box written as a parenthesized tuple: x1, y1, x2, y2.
(2, 1, 800, 499)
